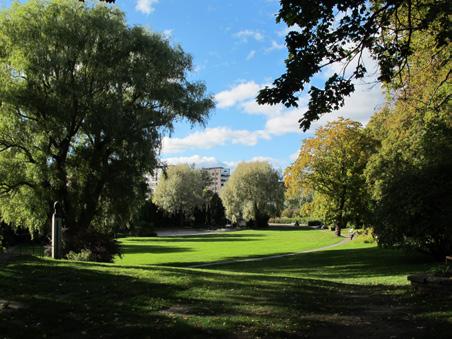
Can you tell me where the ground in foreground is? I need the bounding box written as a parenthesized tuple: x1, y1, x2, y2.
(1, 235, 451, 338)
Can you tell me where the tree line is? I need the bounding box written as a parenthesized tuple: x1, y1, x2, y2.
(285, 28, 451, 257)
(148, 162, 283, 230)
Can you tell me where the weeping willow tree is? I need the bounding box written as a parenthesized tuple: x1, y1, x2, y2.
(0, 0, 213, 260)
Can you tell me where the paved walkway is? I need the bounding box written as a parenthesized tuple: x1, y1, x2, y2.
(189, 237, 351, 268)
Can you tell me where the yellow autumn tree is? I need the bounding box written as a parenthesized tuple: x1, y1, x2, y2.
(285, 118, 375, 235)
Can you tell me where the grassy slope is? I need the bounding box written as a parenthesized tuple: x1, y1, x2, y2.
(1, 233, 451, 338)
(115, 229, 341, 266)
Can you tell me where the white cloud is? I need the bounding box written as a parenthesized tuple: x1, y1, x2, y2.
(162, 155, 226, 168)
(225, 157, 281, 171)
(214, 81, 260, 108)
(161, 127, 269, 154)
(161, 155, 281, 171)
(241, 100, 283, 117)
(263, 80, 383, 136)
(310, 82, 384, 130)
(164, 66, 384, 156)
(246, 50, 256, 61)
(136, 0, 158, 14)
(265, 40, 285, 52)
(234, 30, 264, 42)
(224, 160, 240, 170)
(250, 156, 281, 168)
(265, 109, 303, 135)
(277, 24, 302, 37)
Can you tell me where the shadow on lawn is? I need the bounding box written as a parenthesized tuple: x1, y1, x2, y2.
(123, 233, 266, 243)
(205, 246, 438, 280)
(1, 256, 451, 339)
(119, 244, 192, 255)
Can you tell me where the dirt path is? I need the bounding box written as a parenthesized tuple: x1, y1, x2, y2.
(189, 237, 351, 268)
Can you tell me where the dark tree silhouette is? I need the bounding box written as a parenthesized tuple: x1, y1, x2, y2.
(257, 0, 450, 130)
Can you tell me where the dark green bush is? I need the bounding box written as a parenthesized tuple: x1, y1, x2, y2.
(65, 231, 121, 263)
(307, 220, 323, 227)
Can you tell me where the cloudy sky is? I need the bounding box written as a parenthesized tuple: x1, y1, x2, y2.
(3, 0, 385, 170)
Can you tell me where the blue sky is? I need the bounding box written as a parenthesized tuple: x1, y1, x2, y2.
(2, 0, 385, 171)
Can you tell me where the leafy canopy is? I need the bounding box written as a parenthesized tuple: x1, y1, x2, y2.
(152, 165, 207, 218)
(257, 0, 449, 130)
(285, 118, 374, 233)
(365, 29, 451, 257)
(0, 0, 213, 253)
(221, 161, 284, 226)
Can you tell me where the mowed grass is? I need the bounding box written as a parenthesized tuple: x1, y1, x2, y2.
(115, 228, 341, 266)
(213, 239, 437, 285)
(1, 231, 451, 338)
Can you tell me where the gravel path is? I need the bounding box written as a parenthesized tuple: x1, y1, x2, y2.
(188, 237, 351, 268)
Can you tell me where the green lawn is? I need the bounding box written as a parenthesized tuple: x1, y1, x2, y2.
(213, 239, 437, 285)
(115, 228, 341, 266)
(1, 230, 451, 338)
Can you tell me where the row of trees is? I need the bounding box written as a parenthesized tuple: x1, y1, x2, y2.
(151, 165, 226, 228)
(285, 28, 451, 256)
(151, 162, 284, 229)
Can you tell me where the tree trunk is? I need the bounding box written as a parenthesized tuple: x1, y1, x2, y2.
(335, 223, 341, 237)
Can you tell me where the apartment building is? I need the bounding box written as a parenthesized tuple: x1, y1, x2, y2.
(146, 167, 164, 193)
(146, 165, 230, 195)
(203, 167, 230, 194)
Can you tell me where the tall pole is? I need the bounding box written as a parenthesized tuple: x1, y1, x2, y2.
(52, 201, 63, 259)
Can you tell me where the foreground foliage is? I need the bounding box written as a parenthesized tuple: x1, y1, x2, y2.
(0, 0, 213, 260)
(284, 23, 450, 256)
(258, 0, 449, 130)
(365, 31, 452, 257)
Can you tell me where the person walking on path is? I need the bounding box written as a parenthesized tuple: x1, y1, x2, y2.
(349, 228, 356, 240)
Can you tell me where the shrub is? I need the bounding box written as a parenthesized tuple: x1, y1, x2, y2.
(65, 231, 121, 263)
(66, 249, 93, 261)
(356, 228, 376, 244)
(269, 217, 307, 224)
(307, 220, 323, 227)
(131, 220, 157, 237)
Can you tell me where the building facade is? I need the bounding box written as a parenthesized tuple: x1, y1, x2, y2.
(146, 166, 230, 195)
(146, 167, 164, 194)
(203, 167, 230, 194)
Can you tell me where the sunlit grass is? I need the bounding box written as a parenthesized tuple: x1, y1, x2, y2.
(115, 229, 341, 266)
(1, 232, 450, 338)
(213, 238, 437, 285)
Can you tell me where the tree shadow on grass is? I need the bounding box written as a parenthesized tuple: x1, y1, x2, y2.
(119, 245, 192, 255)
(123, 233, 266, 243)
(208, 246, 438, 281)
(1, 256, 451, 338)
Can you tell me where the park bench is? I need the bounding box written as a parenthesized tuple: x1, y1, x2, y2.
(407, 255, 452, 295)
